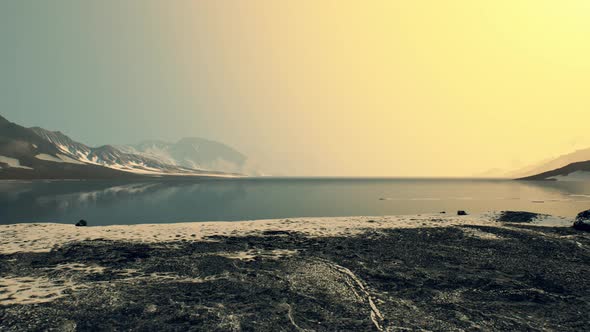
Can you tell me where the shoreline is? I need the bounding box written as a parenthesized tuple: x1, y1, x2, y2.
(0, 213, 573, 255)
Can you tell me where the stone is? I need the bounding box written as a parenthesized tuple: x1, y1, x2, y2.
(573, 210, 590, 231)
(497, 211, 540, 223)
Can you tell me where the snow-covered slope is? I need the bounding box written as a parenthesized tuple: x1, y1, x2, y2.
(31, 128, 91, 160)
(0, 115, 141, 179)
(31, 128, 234, 176)
(118, 138, 260, 175)
(0, 114, 239, 179)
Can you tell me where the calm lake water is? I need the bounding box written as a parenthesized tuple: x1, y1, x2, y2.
(1, 178, 590, 225)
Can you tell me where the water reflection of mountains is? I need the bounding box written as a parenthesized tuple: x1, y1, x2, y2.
(3, 179, 590, 225)
(0, 181, 247, 225)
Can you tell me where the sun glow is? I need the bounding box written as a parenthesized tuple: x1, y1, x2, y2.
(4, 1, 590, 176)
(167, 0, 590, 176)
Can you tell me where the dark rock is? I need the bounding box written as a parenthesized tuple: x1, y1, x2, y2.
(497, 211, 540, 223)
(75, 220, 88, 227)
(576, 209, 590, 221)
(573, 220, 590, 231)
(457, 210, 468, 216)
(262, 230, 292, 236)
(574, 210, 590, 231)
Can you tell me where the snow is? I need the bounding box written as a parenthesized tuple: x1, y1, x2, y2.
(57, 154, 85, 165)
(118, 145, 177, 166)
(31, 134, 238, 178)
(1, 212, 577, 256)
(56, 143, 71, 154)
(35, 154, 85, 165)
(35, 154, 62, 163)
(104, 162, 238, 177)
(0, 155, 33, 170)
(0, 213, 517, 254)
(548, 171, 590, 182)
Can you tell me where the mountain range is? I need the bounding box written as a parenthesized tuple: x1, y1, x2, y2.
(3, 113, 590, 180)
(116, 138, 258, 175)
(0, 114, 251, 179)
(517, 160, 590, 181)
(509, 148, 590, 180)
(476, 148, 590, 181)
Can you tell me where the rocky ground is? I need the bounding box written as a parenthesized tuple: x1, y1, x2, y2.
(1, 217, 590, 331)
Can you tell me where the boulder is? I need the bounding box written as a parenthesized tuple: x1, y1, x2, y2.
(497, 211, 541, 223)
(457, 210, 468, 216)
(574, 210, 590, 231)
(75, 219, 87, 227)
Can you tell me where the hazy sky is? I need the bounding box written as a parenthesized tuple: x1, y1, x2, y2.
(2, 1, 590, 176)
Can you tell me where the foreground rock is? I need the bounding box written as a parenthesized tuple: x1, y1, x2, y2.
(497, 211, 542, 223)
(574, 209, 590, 231)
(1, 223, 590, 331)
(75, 220, 87, 227)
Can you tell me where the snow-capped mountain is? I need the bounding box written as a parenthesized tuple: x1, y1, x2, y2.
(0, 115, 142, 179)
(30, 127, 237, 176)
(0, 114, 240, 179)
(118, 138, 261, 175)
(32, 127, 173, 173)
(31, 127, 91, 159)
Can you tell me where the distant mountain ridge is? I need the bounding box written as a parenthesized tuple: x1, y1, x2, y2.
(518, 160, 590, 181)
(29, 127, 224, 175)
(0, 115, 141, 179)
(0, 114, 242, 179)
(117, 138, 259, 175)
(473, 147, 590, 180)
(507, 147, 590, 178)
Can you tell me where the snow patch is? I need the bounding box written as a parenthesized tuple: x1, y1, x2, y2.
(0, 276, 80, 305)
(57, 154, 85, 165)
(35, 154, 85, 165)
(0, 155, 33, 170)
(35, 154, 63, 163)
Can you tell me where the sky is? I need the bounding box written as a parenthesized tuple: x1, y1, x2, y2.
(1, 1, 590, 176)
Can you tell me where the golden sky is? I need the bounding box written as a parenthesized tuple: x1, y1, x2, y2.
(4, 1, 590, 176)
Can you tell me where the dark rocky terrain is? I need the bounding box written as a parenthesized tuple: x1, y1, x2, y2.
(1, 223, 590, 331)
(496, 211, 546, 223)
